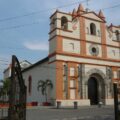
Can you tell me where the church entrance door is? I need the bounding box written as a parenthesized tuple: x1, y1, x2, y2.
(88, 77, 98, 105)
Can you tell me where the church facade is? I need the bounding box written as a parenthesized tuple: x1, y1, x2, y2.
(48, 4, 120, 106)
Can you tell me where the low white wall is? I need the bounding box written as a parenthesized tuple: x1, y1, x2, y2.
(105, 99, 114, 105)
(55, 99, 90, 106)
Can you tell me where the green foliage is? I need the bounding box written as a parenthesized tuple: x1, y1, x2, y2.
(0, 78, 11, 96)
(37, 79, 53, 102)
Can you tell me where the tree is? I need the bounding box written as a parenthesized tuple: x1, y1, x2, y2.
(37, 79, 53, 102)
(2, 78, 10, 96)
(0, 78, 11, 101)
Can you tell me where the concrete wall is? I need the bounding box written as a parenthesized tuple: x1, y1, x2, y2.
(48, 62, 56, 105)
(63, 38, 80, 54)
(22, 62, 50, 104)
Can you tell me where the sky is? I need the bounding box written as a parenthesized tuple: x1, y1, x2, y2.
(0, 0, 120, 79)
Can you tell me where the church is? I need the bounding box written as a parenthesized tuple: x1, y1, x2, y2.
(5, 4, 120, 106)
(46, 4, 120, 106)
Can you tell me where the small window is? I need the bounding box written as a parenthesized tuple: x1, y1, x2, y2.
(70, 80, 76, 88)
(115, 30, 119, 41)
(90, 23, 96, 35)
(92, 47, 97, 53)
(114, 71, 117, 79)
(61, 16, 68, 30)
(70, 67, 75, 76)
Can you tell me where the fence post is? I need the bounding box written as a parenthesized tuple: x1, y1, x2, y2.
(113, 83, 119, 120)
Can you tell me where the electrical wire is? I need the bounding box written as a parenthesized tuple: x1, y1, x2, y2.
(0, 0, 87, 23)
(0, 2, 119, 31)
(0, 1, 119, 24)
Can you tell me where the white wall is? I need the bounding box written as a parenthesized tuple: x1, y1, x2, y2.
(55, 55, 120, 67)
(107, 46, 120, 59)
(85, 64, 106, 75)
(49, 38, 56, 54)
(48, 63, 56, 104)
(22, 62, 50, 104)
(63, 38, 80, 54)
(85, 19, 101, 43)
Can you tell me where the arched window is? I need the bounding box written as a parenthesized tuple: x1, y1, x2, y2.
(61, 16, 68, 30)
(90, 23, 96, 35)
(115, 30, 119, 41)
(28, 75, 32, 95)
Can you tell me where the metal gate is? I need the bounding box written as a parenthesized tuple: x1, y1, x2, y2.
(0, 55, 27, 120)
(113, 83, 120, 120)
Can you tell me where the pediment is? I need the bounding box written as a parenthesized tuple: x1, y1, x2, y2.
(81, 12, 105, 22)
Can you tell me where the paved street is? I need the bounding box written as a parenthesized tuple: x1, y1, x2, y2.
(26, 106, 114, 120)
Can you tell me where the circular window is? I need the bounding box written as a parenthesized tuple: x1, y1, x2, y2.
(92, 47, 96, 53)
(89, 44, 99, 56)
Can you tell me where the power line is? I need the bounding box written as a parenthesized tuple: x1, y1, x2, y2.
(0, 21, 40, 31)
(0, 60, 8, 63)
(99, 3, 120, 11)
(0, 0, 87, 23)
(0, 1, 119, 24)
(0, 3, 119, 32)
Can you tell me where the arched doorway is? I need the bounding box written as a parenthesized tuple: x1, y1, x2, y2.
(88, 77, 98, 105)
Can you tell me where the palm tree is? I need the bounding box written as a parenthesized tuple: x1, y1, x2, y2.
(37, 79, 53, 102)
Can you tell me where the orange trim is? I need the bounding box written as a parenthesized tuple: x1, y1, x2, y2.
(113, 78, 120, 80)
(49, 35, 120, 48)
(56, 61, 63, 99)
(79, 16, 86, 56)
(49, 52, 120, 63)
(49, 59, 120, 68)
(49, 28, 72, 34)
(81, 11, 106, 22)
(56, 36, 63, 53)
(67, 62, 78, 99)
(100, 23, 107, 58)
(81, 16, 105, 23)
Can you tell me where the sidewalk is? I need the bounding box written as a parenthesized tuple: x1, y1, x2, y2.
(27, 105, 114, 110)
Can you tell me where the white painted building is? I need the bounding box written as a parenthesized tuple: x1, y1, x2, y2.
(3, 60, 31, 79)
(5, 4, 120, 106)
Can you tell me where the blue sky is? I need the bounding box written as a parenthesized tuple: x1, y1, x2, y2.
(0, 0, 120, 79)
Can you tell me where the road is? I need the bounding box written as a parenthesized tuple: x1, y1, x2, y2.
(26, 106, 114, 120)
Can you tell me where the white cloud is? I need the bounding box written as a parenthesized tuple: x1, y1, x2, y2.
(24, 41, 48, 51)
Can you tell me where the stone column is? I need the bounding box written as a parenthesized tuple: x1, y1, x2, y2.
(106, 66, 112, 99)
(85, 84, 88, 99)
(81, 64, 86, 99)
